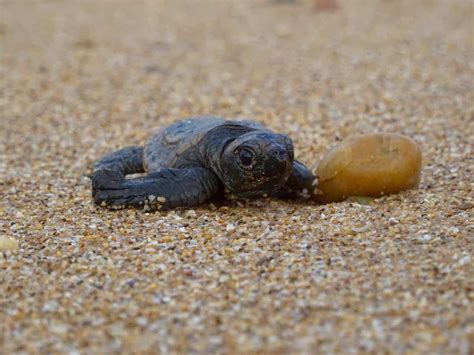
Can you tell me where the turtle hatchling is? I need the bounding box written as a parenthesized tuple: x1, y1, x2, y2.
(92, 116, 315, 210)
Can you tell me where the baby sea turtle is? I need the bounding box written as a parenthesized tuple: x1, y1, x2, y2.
(92, 116, 315, 210)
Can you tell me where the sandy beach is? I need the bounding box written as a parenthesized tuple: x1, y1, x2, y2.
(1, 0, 473, 353)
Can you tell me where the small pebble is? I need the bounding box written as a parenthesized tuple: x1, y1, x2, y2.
(314, 133, 422, 203)
(0, 236, 19, 252)
(185, 210, 197, 218)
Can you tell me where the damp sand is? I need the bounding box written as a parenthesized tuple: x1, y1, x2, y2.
(1, 0, 473, 353)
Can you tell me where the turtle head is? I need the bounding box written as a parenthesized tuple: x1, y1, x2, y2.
(219, 132, 294, 197)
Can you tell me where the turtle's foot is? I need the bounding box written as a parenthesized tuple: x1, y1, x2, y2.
(93, 188, 165, 211)
(92, 169, 164, 210)
(277, 160, 316, 199)
(92, 169, 132, 209)
(91, 167, 221, 211)
(92, 169, 124, 191)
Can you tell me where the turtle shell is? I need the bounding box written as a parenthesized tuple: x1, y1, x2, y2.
(144, 116, 225, 172)
(144, 116, 269, 172)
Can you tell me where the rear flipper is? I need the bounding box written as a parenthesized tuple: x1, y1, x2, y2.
(92, 167, 221, 210)
(277, 160, 315, 199)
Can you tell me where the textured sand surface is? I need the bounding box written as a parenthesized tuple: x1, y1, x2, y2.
(1, 0, 473, 353)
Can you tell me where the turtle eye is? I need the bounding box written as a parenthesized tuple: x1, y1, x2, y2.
(237, 148, 255, 169)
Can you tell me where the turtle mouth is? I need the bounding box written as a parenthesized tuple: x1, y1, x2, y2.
(232, 186, 280, 199)
(231, 176, 284, 198)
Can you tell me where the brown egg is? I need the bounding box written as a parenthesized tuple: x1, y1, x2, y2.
(314, 133, 422, 203)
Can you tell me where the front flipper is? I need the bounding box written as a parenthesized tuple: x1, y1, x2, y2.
(93, 146, 144, 176)
(92, 167, 221, 210)
(278, 160, 315, 199)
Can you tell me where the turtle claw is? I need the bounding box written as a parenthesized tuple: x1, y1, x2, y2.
(92, 169, 124, 191)
(92, 169, 128, 208)
(91, 165, 219, 210)
(94, 190, 140, 209)
(93, 190, 112, 207)
(92, 172, 160, 210)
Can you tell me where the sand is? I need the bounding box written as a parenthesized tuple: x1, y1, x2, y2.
(1, 0, 473, 353)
